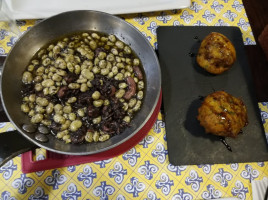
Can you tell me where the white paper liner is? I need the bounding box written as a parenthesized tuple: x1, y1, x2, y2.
(252, 177, 268, 200)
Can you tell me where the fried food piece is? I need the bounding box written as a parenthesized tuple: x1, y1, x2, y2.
(196, 32, 236, 74)
(197, 91, 248, 138)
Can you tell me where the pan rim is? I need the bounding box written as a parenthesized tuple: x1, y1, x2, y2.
(0, 10, 161, 155)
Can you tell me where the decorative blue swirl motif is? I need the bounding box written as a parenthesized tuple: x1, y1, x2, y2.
(167, 164, 187, 176)
(133, 14, 149, 25)
(261, 102, 268, 107)
(222, 0, 229, 3)
(215, 19, 230, 26)
(201, 184, 222, 199)
(237, 18, 250, 31)
(11, 174, 35, 194)
(232, 0, 243, 12)
(213, 168, 233, 187)
(7, 36, 18, 47)
(144, 190, 160, 200)
(139, 135, 154, 148)
(185, 170, 203, 192)
(202, 10, 216, 23)
(7, 127, 15, 132)
(173, 21, 183, 26)
(0, 160, 17, 180)
(93, 181, 115, 200)
(180, 11, 194, 24)
(0, 29, 8, 40)
(35, 171, 45, 178)
(172, 189, 193, 200)
(0, 123, 6, 128)
(138, 161, 158, 180)
(124, 177, 145, 197)
(67, 165, 76, 172)
(0, 47, 5, 55)
(36, 154, 45, 161)
(190, 1, 203, 13)
(153, 118, 165, 134)
(154, 42, 158, 50)
(147, 21, 158, 35)
(245, 37, 256, 45)
(77, 165, 97, 188)
(35, 154, 45, 177)
(197, 165, 211, 174)
(156, 12, 172, 24)
(227, 163, 239, 171)
(152, 143, 168, 164)
(94, 158, 112, 168)
(240, 164, 259, 182)
(223, 10, 238, 22)
(0, 191, 17, 200)
(193, 20, 207, 26)
(163, 133, 167, 141)
(261, 111, 268, 124)
(155, 173, 174, 196)
(61, 183, 81, 200)
(211, 1, 224, 13)
(108, 162, 127, 184)
(141, 32, 152, 42)
(231, 180, 249, 200)
(122, 148, 140, 167)
(257, 162, 265, 167)
(116, 194, 126, 200)
(44, 169, 67, 190)
(28, 187, 48, 200)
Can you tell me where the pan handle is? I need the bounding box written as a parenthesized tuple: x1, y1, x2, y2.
(0, 55, 37, 167)
(0, 130, 37, 167)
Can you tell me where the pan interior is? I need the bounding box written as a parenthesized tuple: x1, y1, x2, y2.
(0, 10, 161, 155)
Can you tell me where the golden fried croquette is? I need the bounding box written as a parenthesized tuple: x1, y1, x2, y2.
(196, 32, 236, 74)
(197, 91, 248, 138)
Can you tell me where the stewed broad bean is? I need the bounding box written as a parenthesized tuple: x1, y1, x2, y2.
(21, 31, 145, 144)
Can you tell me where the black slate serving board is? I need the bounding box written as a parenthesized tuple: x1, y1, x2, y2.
(157, 26, 268, 166)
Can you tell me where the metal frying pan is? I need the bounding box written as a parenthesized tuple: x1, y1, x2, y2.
(0, 10, 161, 166)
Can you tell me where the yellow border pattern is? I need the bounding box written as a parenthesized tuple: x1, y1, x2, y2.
(0, 1, 265, 199)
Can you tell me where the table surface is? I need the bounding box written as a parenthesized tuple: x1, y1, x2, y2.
(0, 0, 268, 199)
